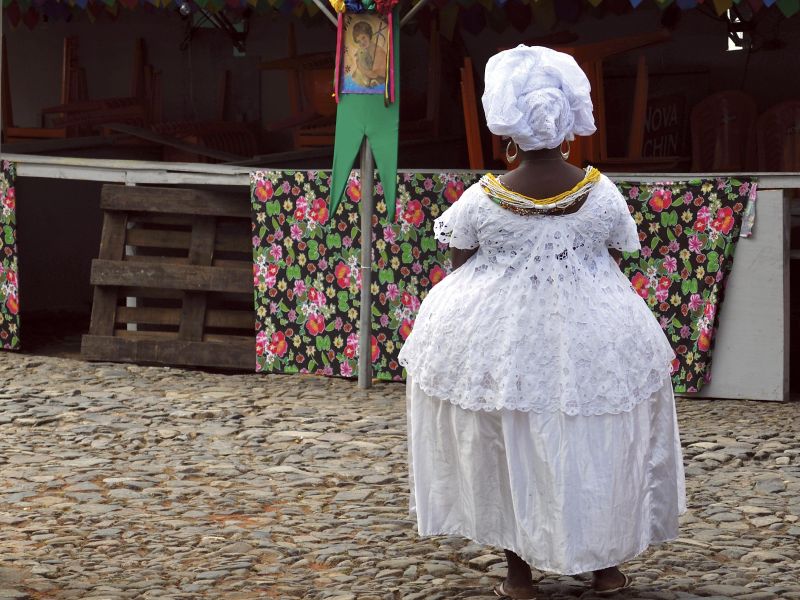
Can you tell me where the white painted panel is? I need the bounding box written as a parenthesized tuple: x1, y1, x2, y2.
(695, 189, 789, 401)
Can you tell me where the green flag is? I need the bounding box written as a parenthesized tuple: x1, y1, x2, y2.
(330, 11, 400, 220)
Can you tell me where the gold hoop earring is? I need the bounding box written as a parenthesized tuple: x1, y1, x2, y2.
(560, 140, 571, 161)
(505, 140, 519, 164)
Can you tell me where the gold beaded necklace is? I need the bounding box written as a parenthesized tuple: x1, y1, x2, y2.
(480, 166, 600, 216)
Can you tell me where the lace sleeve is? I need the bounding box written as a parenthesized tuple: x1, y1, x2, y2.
(433, 185, 480, 249)
(606, 184, 641, 253)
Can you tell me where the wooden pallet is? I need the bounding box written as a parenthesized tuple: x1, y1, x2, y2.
(81, 184, 255, 370)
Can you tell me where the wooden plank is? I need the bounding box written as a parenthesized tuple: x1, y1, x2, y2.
(206, 309, 254, 330)
(91, 259, 251, 293)
(126, 228, 191, 250)
(120, 286, 184, 300)
(124, 227, 249, 254)
(101, 185, 250, 218)
(103, 123, 244, 162)
(180, 216, 217, 341)
(116, 306, 181, 326)
(88, 212, 128, 337)
(125, 255, 250, 269)
(81, 335, 254, 370)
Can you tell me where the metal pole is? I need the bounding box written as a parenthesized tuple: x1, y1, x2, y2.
(309, 0, 339, 26)
(400, 0, 432, 27)
(358, 138, 374, 389)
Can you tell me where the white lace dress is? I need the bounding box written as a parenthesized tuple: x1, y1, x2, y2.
(398, 173, 686, 575)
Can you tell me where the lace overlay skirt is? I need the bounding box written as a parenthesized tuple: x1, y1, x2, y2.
(407, 377, 686, 575)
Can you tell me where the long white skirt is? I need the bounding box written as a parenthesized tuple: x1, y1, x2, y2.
(407, 378, 686, 575)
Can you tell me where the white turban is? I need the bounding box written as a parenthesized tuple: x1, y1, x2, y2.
(482, 45, 597, 151)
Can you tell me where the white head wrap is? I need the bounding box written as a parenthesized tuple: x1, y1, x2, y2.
(481, 45, 596, 151)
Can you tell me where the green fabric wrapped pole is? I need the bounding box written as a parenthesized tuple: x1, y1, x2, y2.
(329, 11, 400, 220)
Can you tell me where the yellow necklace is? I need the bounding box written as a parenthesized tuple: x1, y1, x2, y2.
(480, 166, 600, 215)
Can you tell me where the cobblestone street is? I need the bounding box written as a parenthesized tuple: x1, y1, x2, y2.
(0, 353, 799, 600)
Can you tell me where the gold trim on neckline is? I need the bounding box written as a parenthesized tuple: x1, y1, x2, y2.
(484, 166, 600, 207)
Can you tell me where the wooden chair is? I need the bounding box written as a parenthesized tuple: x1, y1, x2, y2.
(460, 57, 484, 170)
(490, 30, 673, 170)
(690, 90, 758, 172)
(755, 100, 800, 172)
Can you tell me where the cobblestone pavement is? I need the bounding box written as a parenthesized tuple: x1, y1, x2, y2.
(1, 354, 799, 600)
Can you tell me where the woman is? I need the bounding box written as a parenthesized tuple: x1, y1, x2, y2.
(398, 46, 685, 599)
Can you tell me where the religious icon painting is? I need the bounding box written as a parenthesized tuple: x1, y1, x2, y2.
(340, 13, 390, 95)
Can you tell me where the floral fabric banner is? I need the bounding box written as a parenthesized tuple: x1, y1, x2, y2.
(0, 160, 20, 351)
(251, 170, 754, 393)
(251, 170, 476, 381)
(618, 178, 755, 393)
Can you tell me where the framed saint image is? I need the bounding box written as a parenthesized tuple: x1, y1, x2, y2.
(341, 13, 389, 95)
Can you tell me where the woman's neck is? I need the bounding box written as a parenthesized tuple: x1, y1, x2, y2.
(517, 147, 563, 164)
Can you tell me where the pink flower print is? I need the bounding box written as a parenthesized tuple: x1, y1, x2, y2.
(698, 206, 711, 220)
(269, 244, 282, 260)
(655, 288, 669, 303)
(270, 302, 279, 314)
(641, 246, 652, 258)
(274, 229, 284, 241)
(386, 283, 400, 301)
(334, 317, 343, 330)
(379, 314, 389, 327)
(252, 235, 260, 248)
(293, 280, 307, 295)
(282, 181, 291, 193)
(343, 236, 352, 248)
(256, 330, 269, 345)
(659, 316, 670, 329)
(683, 191, 693, 203)
(318, 258, 328, 271)
(290, 224, 303, 240)
(680, 325, 691, 338)
(411, 262, 423, 274)
(668, 240, 680, 253)
(739, 182, 750, 196)
(383, 226, 396, 244)
(340, 362, 353, 377)
(663, 256, 677, 273)
(688, 294, 702, 311)
(375, 181, 383, 195)
(688, 236, 703, 253)
(716, 270, 723, 282)
(423, 178, 434, 191)
(323, 366, 334, 376)
(628, 186, 639, 199)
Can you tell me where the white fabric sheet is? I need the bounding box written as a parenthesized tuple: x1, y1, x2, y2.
(407, 378, 686, 575)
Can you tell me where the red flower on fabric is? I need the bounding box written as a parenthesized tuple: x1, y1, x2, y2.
(697, 328, 712, 352)
(371, 335, 380, 362)
(630, 272, 649, 299)
(444, 181, 465, 204)
(710, 206, 734, 234)
(5, 294, 18, 315)
(347, 180, 361, 203)
(268, 332, 288, 357)
(647, 189, 672, 213)
(693, 217, 708, 232)
(307, 287, 326, 306)
(306, 313, 326, 336)
(429, 265, 446, 286)
(309, 198, 329, 224)
(334, 261, 351, 288)
(399, 318, 414, 340)
(402, 200, 425, 227)
(255, 180, 273, 202)
(657, 276, 671, 290)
